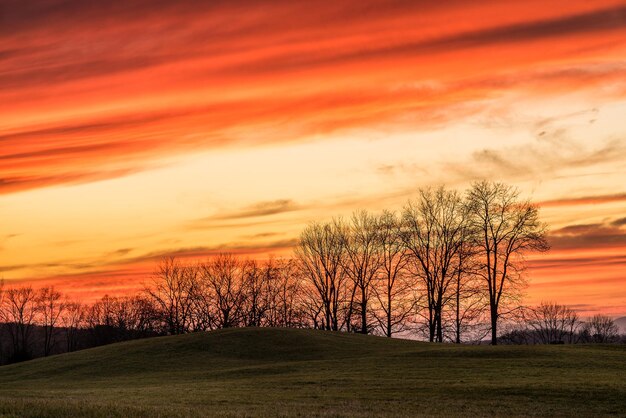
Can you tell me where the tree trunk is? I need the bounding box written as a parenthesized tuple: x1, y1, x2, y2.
(435, 296, 443, 342)
(491, 307, 498, 345)
(386, 291, 392, 338)
(455, 275, 461, 344)
(360, 297, 367, 334)
(436, 309, 442, 342)
(429, 308, 435, 342)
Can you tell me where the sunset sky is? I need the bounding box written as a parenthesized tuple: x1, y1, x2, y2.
(1, 0, 625, 316)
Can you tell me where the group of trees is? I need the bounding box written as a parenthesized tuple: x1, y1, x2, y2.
(145, 255, 307, 334)
(296, 181, 550, 344)
(0, 255, 309, 363)
(0, 182, 622, 364)
(501, 302, 621, 344)
(140, 181, 548, 344)
(0, 285, 160, 363)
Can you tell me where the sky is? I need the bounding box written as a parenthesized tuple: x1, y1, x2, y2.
(1, 0, 625, 316)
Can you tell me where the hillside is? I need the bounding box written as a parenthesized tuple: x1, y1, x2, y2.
(0, 328, 624, 417)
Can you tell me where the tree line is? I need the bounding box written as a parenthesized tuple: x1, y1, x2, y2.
(295, 180, 551, 343)
(0, 181, 622, 364)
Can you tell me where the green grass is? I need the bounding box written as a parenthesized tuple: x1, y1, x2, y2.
(0, 328, 624, 417)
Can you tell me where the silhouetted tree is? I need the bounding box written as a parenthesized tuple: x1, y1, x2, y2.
(200, 254, 249, 329)
(466, 181, 549, 345)
(300, 281, 326, 329)
(61, 301, 84, 352)
(259, 258, 305, 328)
(243, 260, 269, 327)
(343, 210, 383, 334)
(584, 314, 619, 343)
(524, 302, 580, 344)
(447, 237, 487, 344)
(295, 219, 349, 331)
(401, 187, 468, 342)
(36, 286, 65, 356)
(371, 210, 415, 337)
(145, 258, 198, 335)
(2, 286, 38, 362)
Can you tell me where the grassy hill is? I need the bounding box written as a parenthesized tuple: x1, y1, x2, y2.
(0, 328, 624, 417)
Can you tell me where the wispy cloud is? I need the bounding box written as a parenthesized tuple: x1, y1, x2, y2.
(2, 1, 626, 194)
(547, 218, 626, 250)
(208, 199, 303, 221)
(540, 193, 626, 207)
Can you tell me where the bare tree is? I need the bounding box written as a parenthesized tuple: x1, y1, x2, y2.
(466, 181, 549, 345)
(145, 257, 198, 335)
(445, 232, 489, 344)
(343, 210, 383, 334)
(199, 253, 249, 329)
(584, 314, 619, 343)
(3, 286, 38, 361)
(525, 302, 580, 344)
(371, 210, 415, 337)
(401, 187, 468, 342)
(295, 219, 349, 331)
(61, 301, 84, 352)
(102, 295, 158, 337)
(243, 260, 269, 327)
(299, 280, 326, 329)
(447, 271, 488, 344)
(124, 295, 159, 333)
(260, 258, 305, 328)
(36, 286, 65, 356)
(83, 295, 117, 345)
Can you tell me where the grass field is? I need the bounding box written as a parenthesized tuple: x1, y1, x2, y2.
(0, 328, 624, 417)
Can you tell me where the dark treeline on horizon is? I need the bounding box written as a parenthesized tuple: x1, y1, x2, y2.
(0, 181, 623, 365)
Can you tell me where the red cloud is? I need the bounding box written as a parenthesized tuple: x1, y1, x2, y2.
(2, 1, 626, 193)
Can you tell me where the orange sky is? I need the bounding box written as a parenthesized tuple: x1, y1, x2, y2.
(1, 0, 625, 316)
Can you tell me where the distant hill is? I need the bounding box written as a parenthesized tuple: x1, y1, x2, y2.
(615, 316, 626, 334)
(0, 327, 624, 417)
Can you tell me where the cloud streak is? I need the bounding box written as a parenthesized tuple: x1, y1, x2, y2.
(540, 193, 626, 207)
(208, 199, 302, 221)
(2, 1, 626, 193)
(547, 218, 626, 250)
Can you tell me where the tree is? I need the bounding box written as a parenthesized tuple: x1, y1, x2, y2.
(447, 269, 487, 344)
(126, 296, 159, 334)
(343, 210, 383, 334)
(295, 219, 349, 331)
(259, 258, 305, 328)
(466, 181, 549, 345)
(61, 301, 84, 352)
(401, 187, 469, 342)
(36, 286, 65, 356)
(275, 259, 306, 328)
(299, 280, 326, 330)
(2, 286, 38, 362)
(199, 254, 249, 329)
(584, 314, 619, 343)
(371, 210, 415, 337)
(447, 232, 488, 344)
(243, 260, 269, 327)
(525, 302, 580, 344)
(145, 257, 198, 335)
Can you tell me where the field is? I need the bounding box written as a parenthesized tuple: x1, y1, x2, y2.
(0, 328, 624, 417)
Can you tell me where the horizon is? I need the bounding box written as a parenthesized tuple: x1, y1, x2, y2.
(1, 0, 625, 318)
